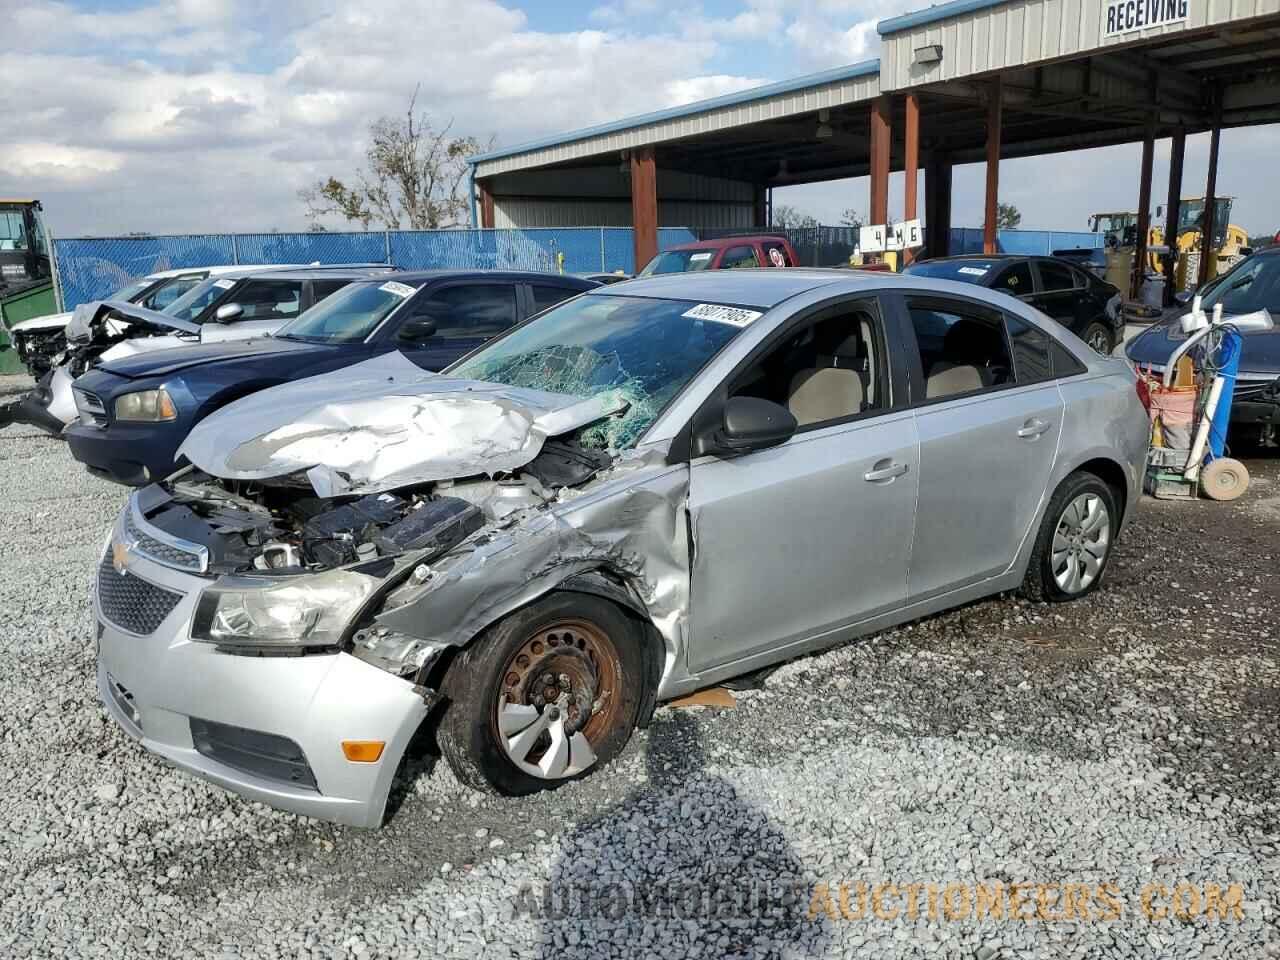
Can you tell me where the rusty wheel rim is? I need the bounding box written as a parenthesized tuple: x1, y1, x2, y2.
(493, 618, 622, 779)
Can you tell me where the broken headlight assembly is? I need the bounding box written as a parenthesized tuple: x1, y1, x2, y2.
(115, 388, 177, 422)
(191, 570, 377, 649)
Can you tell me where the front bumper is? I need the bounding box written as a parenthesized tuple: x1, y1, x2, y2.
(3, 368, 73, 437)
(66, 420, 173, 485)
(93, 525, 431, 828)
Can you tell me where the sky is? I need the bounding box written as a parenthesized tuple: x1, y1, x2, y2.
(3, 0, 1279, 238)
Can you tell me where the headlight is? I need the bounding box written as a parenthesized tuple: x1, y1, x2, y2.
(115, 388, 177, 421)
(191, 570, 377, 648)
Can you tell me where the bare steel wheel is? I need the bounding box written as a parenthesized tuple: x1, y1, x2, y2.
(1020, 470, 1119, 603)
(1051, 492, 1110, 594)
(439, 593, 646, 795)
(1082, 322, 1115, 356)
(495, 619, 623, 780)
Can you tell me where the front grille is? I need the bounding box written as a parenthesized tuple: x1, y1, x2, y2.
(74, 388, 108, 428)
(96, 552, 183, 635)
(125, 511, 204, 572)
(190, 718, 318, 792)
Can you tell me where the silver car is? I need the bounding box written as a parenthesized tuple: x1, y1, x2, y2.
(94, 270, 1148, 827)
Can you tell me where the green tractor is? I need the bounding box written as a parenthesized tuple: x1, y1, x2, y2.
(0, 199, 56, 375)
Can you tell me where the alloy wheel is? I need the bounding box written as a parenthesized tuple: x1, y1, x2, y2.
(1051, 493, 1110, 594)
(493, 618, 623, 780)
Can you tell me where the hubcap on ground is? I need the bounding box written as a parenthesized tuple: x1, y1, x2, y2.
(1051, 493, 1110, 593)
(494, 619, 621, 780)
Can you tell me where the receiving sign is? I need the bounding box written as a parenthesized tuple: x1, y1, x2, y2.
(1104, 0, 1187, 37)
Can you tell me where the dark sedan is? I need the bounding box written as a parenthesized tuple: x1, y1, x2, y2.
(66, 270, 597, 485)
(1126, 245, 1280, 441)
(904, 255, 1123, 354)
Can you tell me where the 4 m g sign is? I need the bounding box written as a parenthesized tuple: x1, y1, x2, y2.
(1105, 0, 1189, 37)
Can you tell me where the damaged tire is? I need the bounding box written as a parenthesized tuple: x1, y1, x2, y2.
(1020, 470, 1118, 603)
(439, 593, 645, 795)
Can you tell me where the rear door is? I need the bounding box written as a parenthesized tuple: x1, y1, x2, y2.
(386, 280, 520, 371)
(1029, 259, 1087, 336)
(527, 281, 587, 317)
(898, 294, 1063, 600)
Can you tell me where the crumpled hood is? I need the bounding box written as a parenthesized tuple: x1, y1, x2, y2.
(9, 310, 71, 335)
(1127, 308, 1280, 373)
(177, 351, 629, 496)
(65, 299, 200, 343)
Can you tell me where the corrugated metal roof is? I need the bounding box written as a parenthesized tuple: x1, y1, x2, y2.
(878, 0, 1012, 35)
(471, 59, 881, 176)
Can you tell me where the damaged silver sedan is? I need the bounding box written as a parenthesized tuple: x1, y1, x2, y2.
(94, 271, 1149, 826)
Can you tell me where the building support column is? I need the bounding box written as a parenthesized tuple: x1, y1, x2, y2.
(1198, 108, 1222, 288)
(753, 185, 768, 228)
(983, 78, 1003, 255)
(924, 150, 953, 259)
(630, 146, 658, 271)
(1132, 120, 1156, 301)
(869, 96, 892, 231)
(477, 180, 495, 229)
(903, 93, 920, 265)
(1162, 129, 1185, 306)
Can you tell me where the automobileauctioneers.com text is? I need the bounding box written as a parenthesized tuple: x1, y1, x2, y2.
(515, 879, 1248, 923)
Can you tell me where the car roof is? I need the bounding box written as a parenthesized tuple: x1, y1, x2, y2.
(661, 235, 791, 253)
(594, 268, 865, 308)
(224, 266, 398, 281)
(344, 269, 598, 285)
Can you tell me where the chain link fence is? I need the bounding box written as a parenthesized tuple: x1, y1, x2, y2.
(51, 227, 698, 308)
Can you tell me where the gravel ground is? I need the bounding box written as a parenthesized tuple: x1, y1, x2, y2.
(1, 370, 1278, 959)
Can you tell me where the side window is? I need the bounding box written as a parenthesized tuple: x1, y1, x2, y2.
(993, 262, 1033, 296)
(530, 284, 580, 314)
(311, 279, 350, 302)
(141, 277, 201, 311)
(1051, 340, 1088, 378)
(762, 242, 794, 268)
(908, 300, 1014, 400)
(413, 283, 518, 339)
(1005, 315, 1053, 384)
(1037, 261, 1077, 293)
(226, 280, 303, 321)
(729, 302, 885, 428)
(720, 245, 760, 269)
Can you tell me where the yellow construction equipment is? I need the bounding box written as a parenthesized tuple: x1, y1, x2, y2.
(1151, 197, 1249, 290)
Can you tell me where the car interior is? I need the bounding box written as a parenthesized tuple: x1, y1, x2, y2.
(731, 309, 882, 427)
(910, 306, 1013, 399)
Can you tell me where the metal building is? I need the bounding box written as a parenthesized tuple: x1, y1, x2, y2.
(470, 0, 1280, 289)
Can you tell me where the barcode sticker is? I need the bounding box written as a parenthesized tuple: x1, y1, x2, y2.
(682, 303, 763, 327)
(379, 280, 417, 298)
(213, 278, 236, 289)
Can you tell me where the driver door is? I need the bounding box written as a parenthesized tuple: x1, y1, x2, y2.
(390, 281, 520, 371)
(685, 296, 918, 675)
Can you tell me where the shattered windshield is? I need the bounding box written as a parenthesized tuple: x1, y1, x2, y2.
(450, 294, 746, 448)
(277, 281, 416, 343)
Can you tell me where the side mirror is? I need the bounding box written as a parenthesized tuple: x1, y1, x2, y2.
(398, 316, 437, 342)
(1239, 246, 1254, 258)
(214, 303, 243, 323)
(699, 396, 797, 457)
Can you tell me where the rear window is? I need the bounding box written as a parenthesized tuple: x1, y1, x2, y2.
(903, 260, 1000, 285)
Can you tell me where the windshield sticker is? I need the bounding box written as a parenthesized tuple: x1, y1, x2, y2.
(688, 252, 713, 262)
(379, 280, 417, 298)
(682, 303, 763, 327)
(958, 266, 990, 277)
(213, 278, 236, 289)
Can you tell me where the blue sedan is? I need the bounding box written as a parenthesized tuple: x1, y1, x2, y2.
(66, 270, 597, 485)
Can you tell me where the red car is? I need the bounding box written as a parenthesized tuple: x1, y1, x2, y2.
(638, 235, 799, 275)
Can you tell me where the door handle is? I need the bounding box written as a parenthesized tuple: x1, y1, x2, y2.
(864, 459, 909, 483)
(1017, 418, 1051, 439)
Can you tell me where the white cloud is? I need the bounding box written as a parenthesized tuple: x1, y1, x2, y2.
(6, 143, 125, 183)
(663, 75, 769, 107)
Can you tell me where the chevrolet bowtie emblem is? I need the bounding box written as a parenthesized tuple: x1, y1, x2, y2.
(112, 540, 130, 575)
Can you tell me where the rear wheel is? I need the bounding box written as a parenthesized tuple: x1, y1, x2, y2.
(1020, 471, 1118, 603)
(439, 593, 645, 795)
(1081, 321, 1115, 355)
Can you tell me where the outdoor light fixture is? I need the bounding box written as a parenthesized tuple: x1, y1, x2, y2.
(914, 44, 943, 64)
(815, 108, 833, 140)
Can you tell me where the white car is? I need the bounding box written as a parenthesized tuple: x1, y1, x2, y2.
(7, 265, 394, 435)
(4, 265, 298, 377)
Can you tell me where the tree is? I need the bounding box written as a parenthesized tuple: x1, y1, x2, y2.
(840, 208, 864, 229)
(300, 88, 491, 231)
(771, 204, 819, 229)
(996, 202, 1022, 229)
